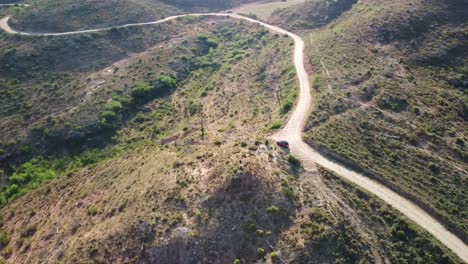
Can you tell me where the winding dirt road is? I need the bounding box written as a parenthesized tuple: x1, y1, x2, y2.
(1, 12, 467, 262)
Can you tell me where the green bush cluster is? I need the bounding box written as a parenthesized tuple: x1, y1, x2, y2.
(269, 120, 282, 130)
(280, 90, 297, 115)
(266, 205, 280, 213)
(0, 158, 55, 206)
(99, 75, 177, 129)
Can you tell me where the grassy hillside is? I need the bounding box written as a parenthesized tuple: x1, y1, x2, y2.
(0, 15, 297, 184)
(7, 0, 257, 32)
(268, 0, 356, 31)
(288, 0, 468, 240)
(0, 10, 462, 263)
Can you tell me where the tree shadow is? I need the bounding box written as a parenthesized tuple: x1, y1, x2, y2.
(141, 163, 296, 264)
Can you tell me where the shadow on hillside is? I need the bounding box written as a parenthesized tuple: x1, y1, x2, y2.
(140, 165, 296, 264)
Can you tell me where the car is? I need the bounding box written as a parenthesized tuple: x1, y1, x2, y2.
(276, 140, 289, 149)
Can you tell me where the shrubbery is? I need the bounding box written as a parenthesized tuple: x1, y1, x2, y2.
(269, 121, 282, 130)
(131, 75, 177, 103)
(287, 154, 301, 169)
(0, 158, 55, 206)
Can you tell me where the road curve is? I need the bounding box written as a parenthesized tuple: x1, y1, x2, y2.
(1, 12, 467, 262)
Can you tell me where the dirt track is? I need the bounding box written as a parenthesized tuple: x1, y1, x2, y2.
(1, 11, 467, 262)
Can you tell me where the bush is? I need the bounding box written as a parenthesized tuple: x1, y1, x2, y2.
(105, 101, 122, 112)
(87, 206, 98, 216)
(21, 224, 37, 238)
(256, 229, 264, 236)
(100, 111, 117, 122)
(266, 206, 280, 213)
(156, 75, 177, 90)
(257, 247, 265, 256)
(1, 158, 56, 204)
(280, 90, 297, 115)
(287, 154, 301, 168)
(244, 222, 257, 232)
(312, 75, 324, 90)
(428, 162, 440, 173)
(233, 259, 241, 264)
(270, 251, 279, 260)
(131, 82, 154, 101)
(280, 100, 293, 115)
(0, 232, 10, 249)
(269, 121, 282, 130)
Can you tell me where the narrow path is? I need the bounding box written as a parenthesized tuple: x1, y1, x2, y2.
(0, 3, 30, 7)
(1, 12, 467, 262)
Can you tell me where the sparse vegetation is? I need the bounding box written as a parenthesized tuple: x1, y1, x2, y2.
(301, 0, 468, 239)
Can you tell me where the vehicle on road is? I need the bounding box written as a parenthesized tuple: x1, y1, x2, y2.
(277, 140, 289, 149)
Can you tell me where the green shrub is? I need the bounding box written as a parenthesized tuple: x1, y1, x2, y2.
(256, 229, 264, 236)
(188, 102, 202, 116)
(280, 100, 293, 115)
(87, 206, 98, 216)
(244, 222, 257, 232)
(1, 158, 56, 205)
(266, 206, 280, 213)
(233, 259, 241, 264)
(257, 247, 265, 256)
(131, 82, 154, 101)
(156, 75, 177, 90)
(270, 251, 279, 260)
(100, 111, 117, 122)
(105, 101, 122, 112)
(280, 90, 297, 115)
(287, 154, 301, 168)
(0, 232, 10, 249)
(269, 121, 282, 130)
(312, 75, 324, 90)
(240, 142, 248, 148)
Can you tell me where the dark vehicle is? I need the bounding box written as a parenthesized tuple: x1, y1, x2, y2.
(277, 140, 289, 149)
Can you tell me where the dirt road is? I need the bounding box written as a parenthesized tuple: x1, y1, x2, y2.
(1, 12, 467, 262)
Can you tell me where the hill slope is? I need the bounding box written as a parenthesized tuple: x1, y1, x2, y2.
(274, 0, 468, 240)
(0, 12, 463, 264)
(8, 0, 257, 32)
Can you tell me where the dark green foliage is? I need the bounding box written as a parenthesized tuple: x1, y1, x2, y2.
(196, 33, 219, 54)
(188, 102, 202, 116)
(377, 94, 408, 111)
(131, 82, 154, 101)
(287, 154, 301, 168)
(244, 222, 257, 232)
(156, 75, 177, 90)
(131, 76, 177, 103)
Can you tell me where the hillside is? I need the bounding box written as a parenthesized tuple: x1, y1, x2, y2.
(274, 0, 468, 241)
(8, 0, 256, 32)
(0, 0, 466, 263)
